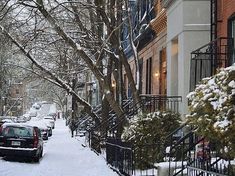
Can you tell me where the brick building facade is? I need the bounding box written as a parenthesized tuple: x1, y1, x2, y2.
(217, 0, 235, 38)
(125, 0, 167, 96)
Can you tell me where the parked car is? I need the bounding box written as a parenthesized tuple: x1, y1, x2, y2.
(32, 103, 41, 110)
(26, 121, 49, 140)
(0, 120, 4, 127)
(42, 120, 52, 137)
(43, 116, 55, 129)
(0, 121, 3, 156)
(0, 123, 43, 162)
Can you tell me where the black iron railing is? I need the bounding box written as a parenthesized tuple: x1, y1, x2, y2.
(187, 141, 235, 176)
(140, 95, 182, 114)
(106, 95, 182, 138)
(87, 99, 134, 153)
(162, 122, 234, 176)
(162, 123, 195, 175)
(84, 95, 182, 175)
(106, 138, 133, 176)
(106, 138, 159, 176)
(190, 37, 233, 91)
(104, 95, 182, 175)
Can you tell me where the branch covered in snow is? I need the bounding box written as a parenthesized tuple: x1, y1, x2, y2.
(0, 25, 100, 123)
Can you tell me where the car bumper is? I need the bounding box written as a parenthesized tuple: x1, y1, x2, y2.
(0, 146, 38, 157)
(41, 132, 48, 140)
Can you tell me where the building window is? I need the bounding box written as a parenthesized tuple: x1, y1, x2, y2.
(139, 58, 143, 94)
(15, 89, 20, 95)
(138, 0, 155, 23)
(145, 57, 152, 94)
(228, 14, 235, 65)
(159, 48, 167, 95)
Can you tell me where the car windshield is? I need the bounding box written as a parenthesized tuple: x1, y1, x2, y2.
(2, 126, 33, 137)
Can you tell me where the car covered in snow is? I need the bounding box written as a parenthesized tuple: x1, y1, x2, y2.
(0, 123, 43, 162)
(43, 116, 55, 129)
(26, 120, 50, 140)
(41, 120, 53, 137)
(0, 120, 4, 127)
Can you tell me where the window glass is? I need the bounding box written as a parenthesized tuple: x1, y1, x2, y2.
(231, 19, 235, 64)
(228, 16, 235, 65)
(3, 126, 33, 137)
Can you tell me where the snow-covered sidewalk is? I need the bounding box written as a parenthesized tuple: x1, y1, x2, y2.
(0, 118, 118, 176)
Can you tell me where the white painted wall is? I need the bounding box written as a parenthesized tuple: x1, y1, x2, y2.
(166, 0, 210, 118)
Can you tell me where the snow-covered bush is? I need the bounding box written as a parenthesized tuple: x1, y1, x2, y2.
(187, 65, 235, 158)
(122, 111, 181, 168)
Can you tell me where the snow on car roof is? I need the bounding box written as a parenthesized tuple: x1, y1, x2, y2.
(26, 120, 48, 130)
(2, 122, 33, 128)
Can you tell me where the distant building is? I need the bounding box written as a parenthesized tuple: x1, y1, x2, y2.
(7, 81, 26, 116)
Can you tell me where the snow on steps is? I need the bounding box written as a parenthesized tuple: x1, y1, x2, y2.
(155, 161, 187, 176)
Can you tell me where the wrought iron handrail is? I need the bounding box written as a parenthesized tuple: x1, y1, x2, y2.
(166, 128, 234, 176)
(92, 98, 134, 132)
(140, 94, 182, 114)
(88, 95, 182, 175)
(106, 95, 182, 138)
(192, 37, 228, 54)
(164, 122, 188, 141)
(162, 122, 200, 176)
(190, 37, 234, 91)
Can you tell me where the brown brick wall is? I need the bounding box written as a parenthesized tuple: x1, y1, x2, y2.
(9, 83, 24, 98)
(127, 29, 167, 95)
(217, 0, 235, 38)
(124, 0, 167, 96)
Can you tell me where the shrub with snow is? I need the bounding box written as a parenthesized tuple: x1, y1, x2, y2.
(187, 65, 235, 158)
(122, 111, 181, 168)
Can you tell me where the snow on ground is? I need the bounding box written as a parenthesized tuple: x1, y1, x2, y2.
(0, 119, 118, 176)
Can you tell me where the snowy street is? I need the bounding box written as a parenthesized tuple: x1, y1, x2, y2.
(0, 119, 118, 176)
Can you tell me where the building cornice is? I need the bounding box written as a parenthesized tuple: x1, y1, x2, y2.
(161, 0, 174, 8)
(150, 9, 167, 34)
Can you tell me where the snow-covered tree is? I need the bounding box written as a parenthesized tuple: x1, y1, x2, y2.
(0, 0, 154, 138)
(187, 65, 235, 158)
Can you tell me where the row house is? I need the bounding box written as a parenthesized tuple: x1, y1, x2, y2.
(158, 0, 235, 175)
(122, 0, 234, 132)
(162, 0, 235, 109)
(189, 0, 235, 92)
(125, 0, 235, 119)
(125, 0, 210, 118)
(92, 1, 235, 175)
(124, 0, 165, 96)
(162, 0, 211, 118)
